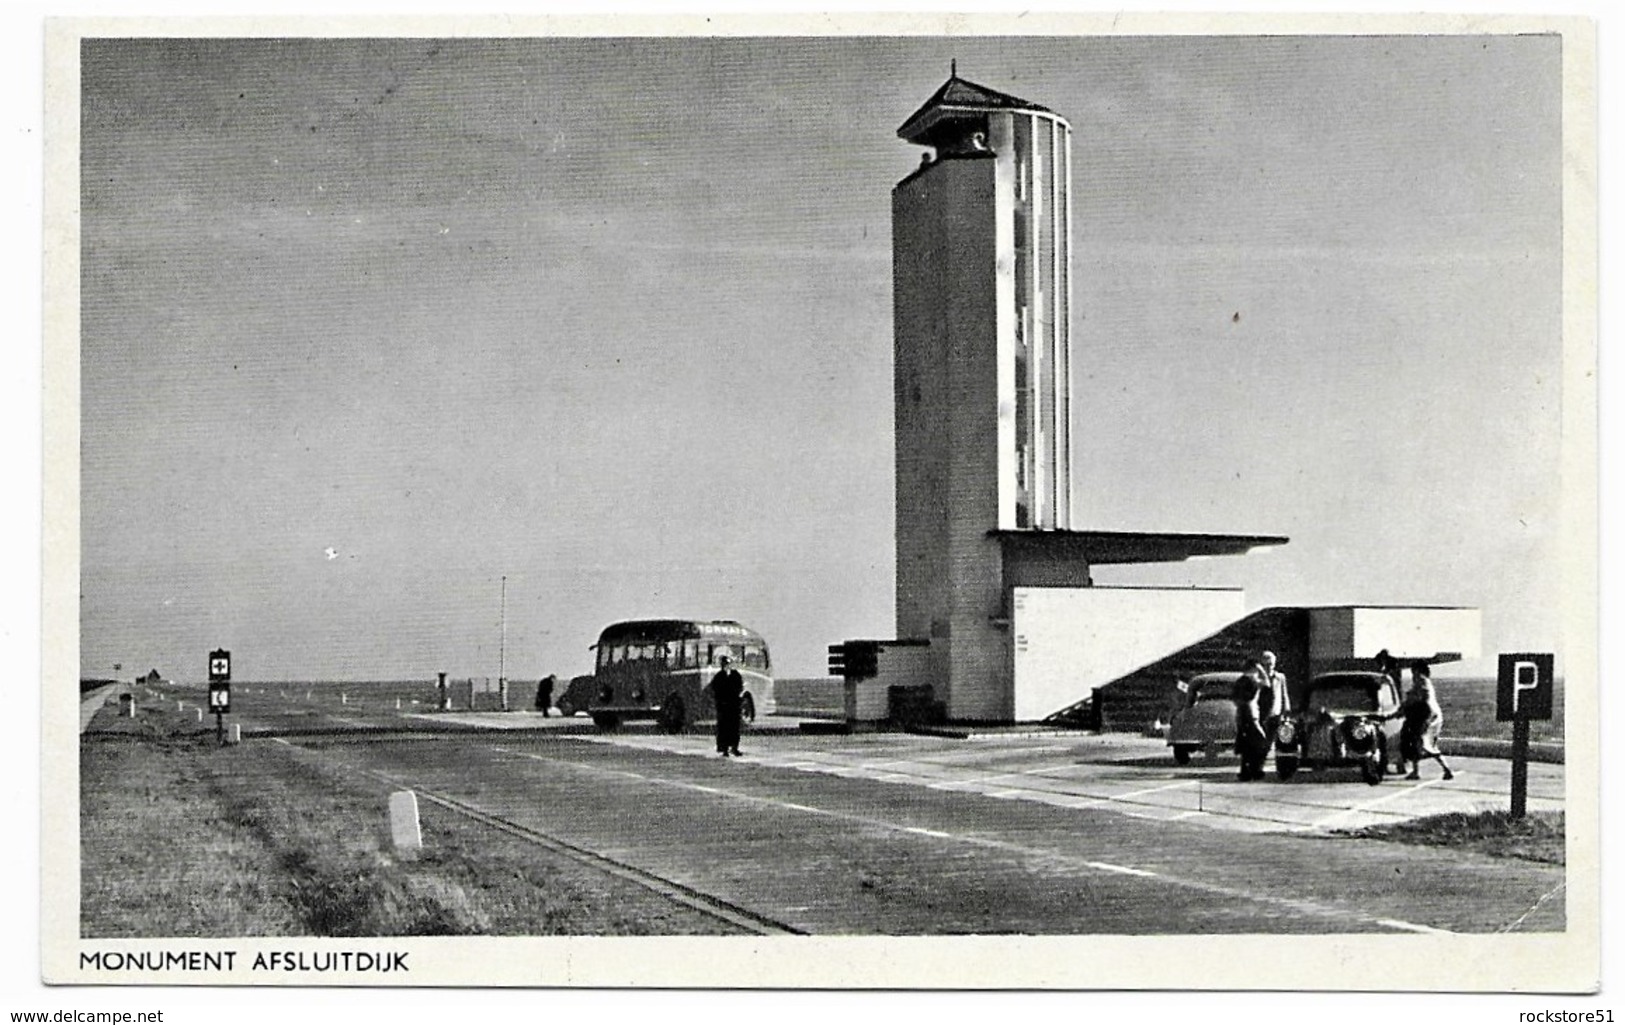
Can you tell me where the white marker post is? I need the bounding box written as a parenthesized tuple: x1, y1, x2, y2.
(229, 723, 241, 744)
(389, 791, 423, 855)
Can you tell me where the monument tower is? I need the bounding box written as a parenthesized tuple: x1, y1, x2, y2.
(891, 72, 1288, 721)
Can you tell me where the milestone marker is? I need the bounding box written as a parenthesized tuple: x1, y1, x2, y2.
(389, 791, 423, 854)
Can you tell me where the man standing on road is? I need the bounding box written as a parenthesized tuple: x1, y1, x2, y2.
(535, 675, 556, 716)
(709, 655, 745, 757)
(1254, 650, 1290, 734)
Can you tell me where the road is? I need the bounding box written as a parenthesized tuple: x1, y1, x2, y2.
(125, 685, 1567, 935)
(208, 695, 1565, 936)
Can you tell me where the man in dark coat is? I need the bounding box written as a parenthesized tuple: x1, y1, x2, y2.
(709, 655, 745, 757)
(535, 674, 555, 716)
(1232, 668, 1269, 781)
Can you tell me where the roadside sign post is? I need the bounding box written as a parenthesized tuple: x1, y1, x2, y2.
(208, 648, 232, 747)
(1496, 653, 1553, 820)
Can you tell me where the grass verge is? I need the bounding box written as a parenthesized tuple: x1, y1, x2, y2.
(81, 701, 742, 937)
(1334, 810, 1564, 865)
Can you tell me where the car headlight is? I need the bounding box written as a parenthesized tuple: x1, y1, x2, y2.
(598, 685, 614, 702)
(1349, 721, 1372, 741)
(1276, 720, 1297, 744)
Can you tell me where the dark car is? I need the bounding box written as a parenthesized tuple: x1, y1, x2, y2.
(1166, 672, 1242, 764)
(1272, 671, 1402, 784)
(553, 674, 597, 718)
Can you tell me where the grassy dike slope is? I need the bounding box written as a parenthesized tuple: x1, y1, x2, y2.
(80, 706, 740, 937)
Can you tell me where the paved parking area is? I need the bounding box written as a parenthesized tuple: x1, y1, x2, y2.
(505, 721, 1566, 836)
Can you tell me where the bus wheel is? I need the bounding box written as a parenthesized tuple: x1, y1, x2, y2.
(591, 712, 621, 731)
(660, 698, 687, 733)
(741, 693, 756, 724)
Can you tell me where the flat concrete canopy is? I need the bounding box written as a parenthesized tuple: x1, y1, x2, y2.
(989, 528, 1289, 566)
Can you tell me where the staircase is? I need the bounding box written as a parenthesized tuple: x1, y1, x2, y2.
(1042, 607, 1310, 730)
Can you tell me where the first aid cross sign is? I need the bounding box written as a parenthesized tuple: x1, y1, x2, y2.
(208, 649, 231, 683)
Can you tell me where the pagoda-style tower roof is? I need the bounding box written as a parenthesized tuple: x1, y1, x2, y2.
(897, 73, 1057, 150)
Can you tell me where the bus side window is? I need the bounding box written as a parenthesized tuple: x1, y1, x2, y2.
(683, 639, 698, 667)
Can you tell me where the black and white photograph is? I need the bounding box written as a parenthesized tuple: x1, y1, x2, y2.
(33, 11, 1601, 1000)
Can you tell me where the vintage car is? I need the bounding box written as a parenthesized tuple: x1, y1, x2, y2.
(1167, 672, 1243, 764)
(553, 674, 598, 718)
(1272, 671, 1403, 784)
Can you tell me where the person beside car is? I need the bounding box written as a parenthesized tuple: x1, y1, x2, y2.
(1253, 650, 1290, 734)
(1390, 663, 1454, 781)
(1231, 667, 1270, 781)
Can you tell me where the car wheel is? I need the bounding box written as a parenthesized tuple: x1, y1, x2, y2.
(660, 697, 688, 734)
(1172, 745, 1192, 765)
(1275, 756, 1298, 781)
(741, 693, 756, 725)
(555, 697, 573, 718)
(591, 712, 621, 731)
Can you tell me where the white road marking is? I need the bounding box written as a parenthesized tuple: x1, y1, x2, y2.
(1302, 777, 1445, 831)
(1374, 918, 1455, 935)
(904, 826, 952, 838)
(1113, 779, 1202, 801)
(1500, 879, 1567, 934)
(1086, 861, 1159, 878)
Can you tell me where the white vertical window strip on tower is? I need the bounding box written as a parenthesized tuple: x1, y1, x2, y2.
(1057, 119, 1073, 529)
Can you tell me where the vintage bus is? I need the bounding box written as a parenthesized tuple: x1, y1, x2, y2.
(557, 619, 776, 732)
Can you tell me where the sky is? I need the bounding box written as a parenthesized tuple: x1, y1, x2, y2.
(75, 32, 1568, 683)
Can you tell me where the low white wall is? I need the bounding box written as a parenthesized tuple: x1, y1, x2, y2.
(1309, 606, 1482, 661)
(1011, 587, 1246, 721)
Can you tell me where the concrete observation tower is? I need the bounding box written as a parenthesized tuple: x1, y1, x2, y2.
(833, 72, 1479, 725)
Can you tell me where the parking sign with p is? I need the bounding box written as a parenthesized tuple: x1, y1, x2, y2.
(1496, 652, 1553, 721)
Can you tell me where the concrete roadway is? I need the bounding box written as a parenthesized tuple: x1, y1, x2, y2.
(284, 713, 1565, 936)
(79, 684, 122, 733)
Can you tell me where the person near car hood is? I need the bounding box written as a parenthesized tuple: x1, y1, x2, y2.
(1232, 668, 1270, 782)
(1390, 664, 1455, 781)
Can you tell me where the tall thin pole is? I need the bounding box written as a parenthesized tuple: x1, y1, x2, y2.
(499, 575, 509, 710)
